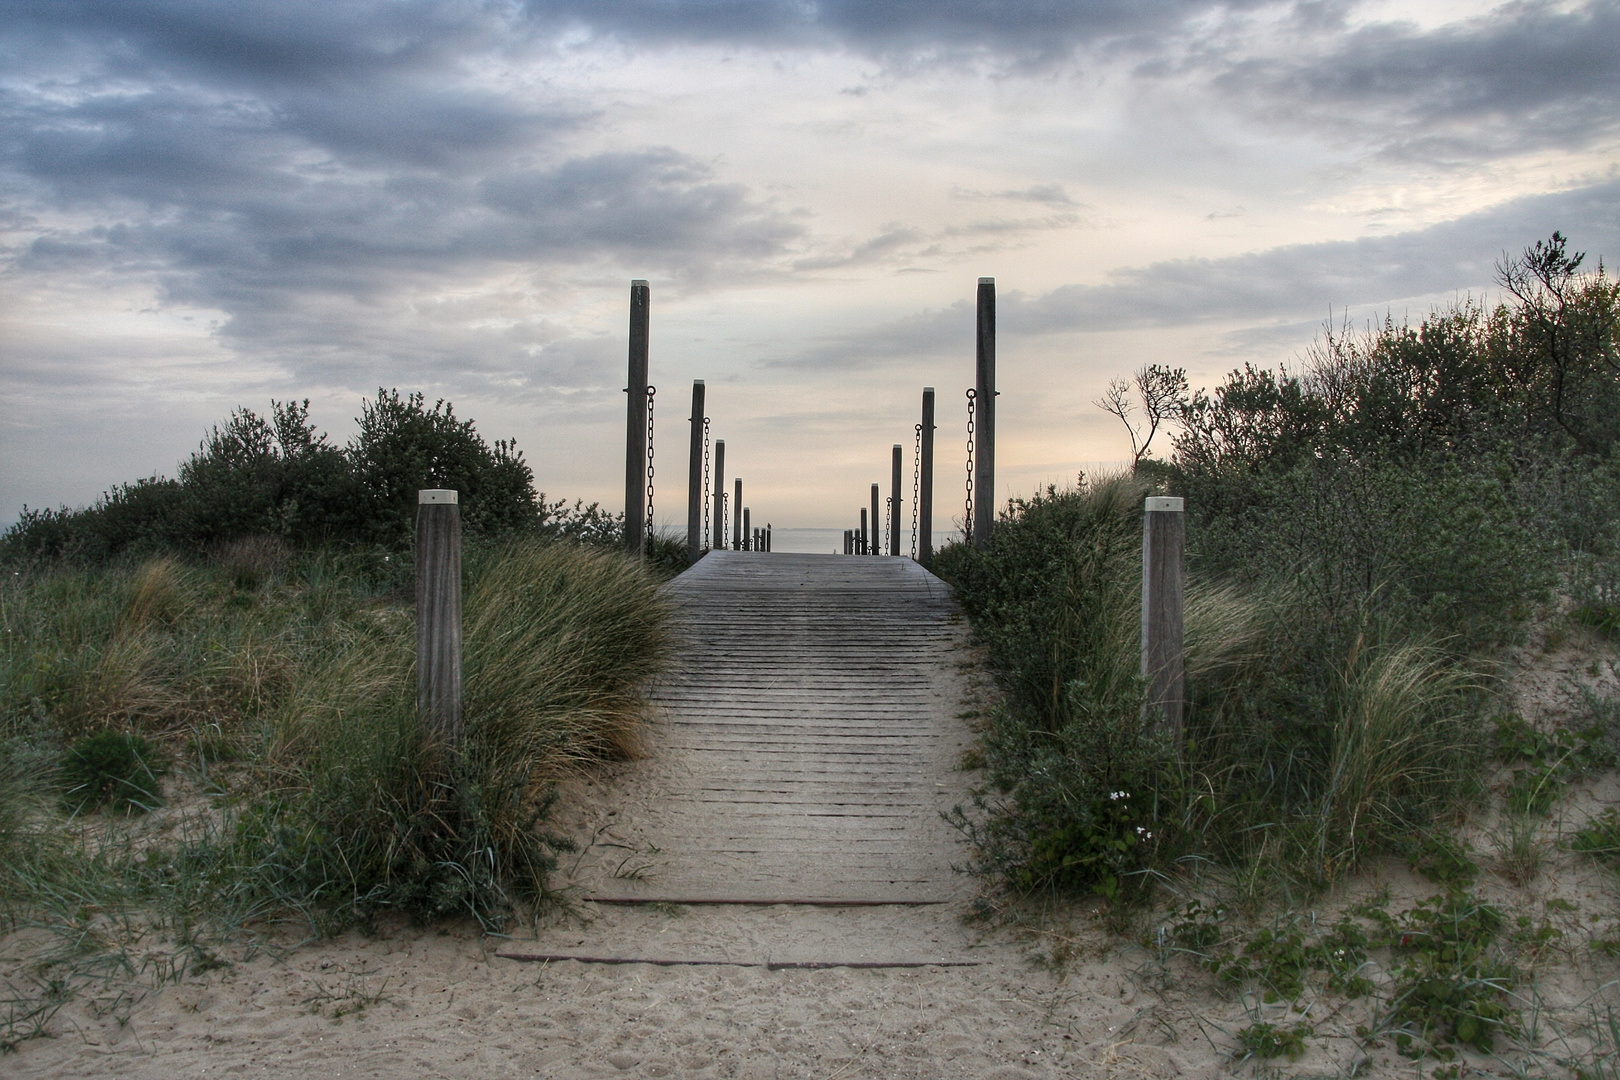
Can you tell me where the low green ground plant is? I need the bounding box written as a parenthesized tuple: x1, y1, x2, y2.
(1238, 1020, 1310, 1061)
(1162, 887, 1522, 1063)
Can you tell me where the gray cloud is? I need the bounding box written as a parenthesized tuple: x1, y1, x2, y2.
(516, 0, 1271, 62)
(1205, 0, 1620, 161)
(0, 1, 806, 395)
(775, 178, 1620, 370)
(1014, 179, 1620, 330)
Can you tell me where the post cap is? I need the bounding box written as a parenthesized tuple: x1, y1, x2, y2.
(894, 443, 902, 450)
(1144, 496, 1184, 513)
(631, 279, 649, 288)
(694, 378, 704, 385)
(419, 489, 459, 504)
(978, 277, 995, 285)
(923, 386, 934, 393)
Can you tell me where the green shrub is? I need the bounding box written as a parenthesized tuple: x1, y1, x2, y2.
(936, 478, 1488, 899)
(58, 730, 165, 815)
(936, 478, 1175, 900)
(0, 392, 548, 563)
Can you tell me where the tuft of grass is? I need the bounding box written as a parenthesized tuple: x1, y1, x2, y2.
(57, 730, 166, 816)
(1309, 641, 1481, 876)
(123, 557, 193, 628)
(1492, 814, 1547, 887)
(464, 539, 675, 768)
(215, 535, 288, 592)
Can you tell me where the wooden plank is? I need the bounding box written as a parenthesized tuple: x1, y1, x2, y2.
(564, 550, 974, 905)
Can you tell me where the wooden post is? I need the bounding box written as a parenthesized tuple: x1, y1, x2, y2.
(859, 508, 867, 554)
(973, 278, 995, 549)
(713, 439, 726, 550)
(890, 444, 902, 555)
(1142, 496, 1186, 743)
(743, 507, 751, 551)
(766, 524, 771, 552)
(687, 379, 704, 562)
(625, 280, 650, 557)
(416, 489, 462, 749)
(919, 387, 935, 563)
(844, 529, 852, 555)
(869, 484, 879, 557)
(733, 478, 743, 551)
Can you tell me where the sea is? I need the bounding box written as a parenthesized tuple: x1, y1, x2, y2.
(760, 527, 965, 555)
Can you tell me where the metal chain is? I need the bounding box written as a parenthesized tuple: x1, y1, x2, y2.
(885, 496, 893, 557)
(964, 388, 977, 545)
(702, 417, 711, 551)
(645, 386, 656, 542)
(910, 423, 922, 560)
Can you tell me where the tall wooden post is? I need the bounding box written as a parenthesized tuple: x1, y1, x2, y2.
(743, 507, 751, 551)
(687, 379, 705, 562)
(713, 439, 726, 551)
(844, 529, 852, 555)
(859, 508, 867, 554)
(869, 484, 879, 556)
(766, 524, 771, 552)
(1142, 496, 1186, 744)
(919, 387, 935, 563)
(733, 478, 743, 551)
(624, 280, 650, 557)
(416, 489, 462, 749)
(973, 277, 995, 549)
(890, 444, 902, 555)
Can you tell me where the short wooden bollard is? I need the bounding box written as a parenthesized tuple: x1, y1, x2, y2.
(765, 524, 772, 552)
(743, 507, 751, 551)
(1141, 496, 1185, 743)
(416, 489, 463, 748)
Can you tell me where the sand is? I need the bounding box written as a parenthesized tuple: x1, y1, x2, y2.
(9, 619, 1620, 1077)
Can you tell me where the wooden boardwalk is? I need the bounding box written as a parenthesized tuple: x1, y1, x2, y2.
(570, 550, 974, 905)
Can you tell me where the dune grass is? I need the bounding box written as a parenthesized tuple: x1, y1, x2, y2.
(934, 476, 1490, 904)
(0, 538, 675, 943)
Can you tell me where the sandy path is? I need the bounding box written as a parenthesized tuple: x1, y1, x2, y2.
(5, 900, 1192, 1080)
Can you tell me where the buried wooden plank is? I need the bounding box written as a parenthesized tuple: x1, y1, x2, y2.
(495, 950, 978, 969)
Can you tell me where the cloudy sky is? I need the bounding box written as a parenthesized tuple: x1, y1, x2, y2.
(4, 0, 1619, 532)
